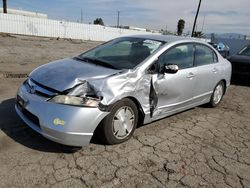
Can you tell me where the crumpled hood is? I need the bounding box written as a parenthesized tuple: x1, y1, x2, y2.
(29, 58, 121, 92)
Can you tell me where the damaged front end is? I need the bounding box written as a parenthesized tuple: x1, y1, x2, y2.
(28, 60, 160, 126)
(49, 81, 101, 108)
(63, 69, 160, 124)
(17, 63, 162, 147)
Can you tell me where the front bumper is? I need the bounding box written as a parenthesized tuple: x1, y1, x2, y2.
(15, 84, 109, 146)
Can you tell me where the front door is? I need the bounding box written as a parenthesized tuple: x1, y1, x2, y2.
(152, 43, 196, 117)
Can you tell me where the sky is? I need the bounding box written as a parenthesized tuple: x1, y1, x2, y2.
(2, 0, 250, 35)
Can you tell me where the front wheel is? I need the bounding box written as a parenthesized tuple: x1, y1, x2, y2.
(209, 81, 225, 107)
(100, 98, 138, 145)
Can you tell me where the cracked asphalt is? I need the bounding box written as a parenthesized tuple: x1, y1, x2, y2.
(0, 35, 250, 188)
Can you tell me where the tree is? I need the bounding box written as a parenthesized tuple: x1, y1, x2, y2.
(93, 18, 104, 26)
(3, 0, 7, 13)
(177, 19, 185, 36)
(193, 31, 204, 38)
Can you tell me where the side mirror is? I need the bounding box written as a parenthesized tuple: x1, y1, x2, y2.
(164, 64, 179, 74)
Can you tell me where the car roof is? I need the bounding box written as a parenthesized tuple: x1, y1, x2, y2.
(126, 34, 203, 43)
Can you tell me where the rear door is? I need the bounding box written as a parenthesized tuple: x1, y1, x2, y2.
(192, 44, 220, 102)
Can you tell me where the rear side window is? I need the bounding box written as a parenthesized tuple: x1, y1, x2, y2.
(195, 44, 218, 66)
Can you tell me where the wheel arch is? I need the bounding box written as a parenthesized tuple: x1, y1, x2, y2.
(126, 96, 145, 127)
(92, 96, 145, 141)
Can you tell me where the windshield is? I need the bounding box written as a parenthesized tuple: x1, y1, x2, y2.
(238, 45, 250, 56)
(78, 37, 164, 69)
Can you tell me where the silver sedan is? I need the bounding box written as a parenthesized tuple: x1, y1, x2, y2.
(16, 35, 232, 146)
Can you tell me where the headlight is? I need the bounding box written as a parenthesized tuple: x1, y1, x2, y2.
(49, 95, 99, 107)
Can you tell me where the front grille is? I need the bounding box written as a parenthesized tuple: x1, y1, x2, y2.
(35, 90, 51, 98)
(25, 78, 58, 97)
(22, 108, 40, 128)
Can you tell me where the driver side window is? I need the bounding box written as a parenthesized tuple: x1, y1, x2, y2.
(159, 44, 195, 70)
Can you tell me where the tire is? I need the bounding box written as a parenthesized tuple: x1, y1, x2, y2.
(100, 98, 138, 145)
(209, 81, 225, 107)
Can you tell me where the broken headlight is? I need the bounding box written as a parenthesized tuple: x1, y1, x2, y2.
(49, 95, 99, 107)
(49, 83, 100, 107)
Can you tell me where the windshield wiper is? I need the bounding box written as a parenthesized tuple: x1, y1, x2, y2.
(74, 56, 118, 70)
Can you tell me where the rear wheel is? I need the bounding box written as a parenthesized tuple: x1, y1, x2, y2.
(100, 98, 138, 144)
(209, 81, 225, 107)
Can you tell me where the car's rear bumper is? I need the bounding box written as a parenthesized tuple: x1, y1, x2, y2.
(15, 84, 109, 147)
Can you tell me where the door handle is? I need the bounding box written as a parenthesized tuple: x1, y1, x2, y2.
(212, 68, 218, 73)
(187, 72, 195, 78)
